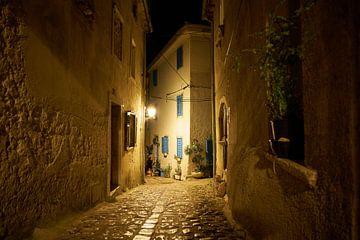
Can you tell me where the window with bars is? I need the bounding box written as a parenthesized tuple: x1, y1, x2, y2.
(177, 95, 183, 117)
(176, 137, 183, 159)
(176, 46, 183, 69)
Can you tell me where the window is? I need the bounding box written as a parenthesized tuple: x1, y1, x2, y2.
(177, 95, 183, 117)
(176, 137, 183, 159)
(113, 5, 123, 60)
(125, 111, 137, 150)
(132, 1, 138, 20)
(162, 136, 169, 154)
(74, 0, 95, 22)
(219, 0, 224, 26)
(176, 46, 183, 69)
(130, 39, 136, 78)
(152, 69, 158, 87)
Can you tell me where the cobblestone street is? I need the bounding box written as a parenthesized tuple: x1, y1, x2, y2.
(41, 178, 247, 240)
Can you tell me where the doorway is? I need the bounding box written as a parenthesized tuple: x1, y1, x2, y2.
(111, 103, 121, 191)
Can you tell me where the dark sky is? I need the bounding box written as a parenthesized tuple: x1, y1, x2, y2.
(146, 0, 208, 65)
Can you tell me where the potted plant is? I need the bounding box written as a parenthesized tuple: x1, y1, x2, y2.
(256, 3, 310, 159)
(261, 13, 298, 158)
(174, 155, 182, 180)
(185, 139, 206, 178)
(163, 164, 172, 178)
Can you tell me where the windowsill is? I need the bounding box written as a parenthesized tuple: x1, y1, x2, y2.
(265, 153, 318, 188)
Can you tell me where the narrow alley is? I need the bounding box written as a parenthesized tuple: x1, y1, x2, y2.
(1, 0, 359, 239)
(34, 178, 247, 240)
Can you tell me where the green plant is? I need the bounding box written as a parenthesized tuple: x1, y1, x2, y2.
(235, 0, 316, 120)
(163, 164, 172, 178)
(184, 139, 205, 172)
(261, 17, 297, 120)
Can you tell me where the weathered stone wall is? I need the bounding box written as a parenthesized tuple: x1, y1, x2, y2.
(0, 1, 107, 238)
(301, 0, 359, 238)
(212, 0, 359, 239)
(0, 0, 147, 238)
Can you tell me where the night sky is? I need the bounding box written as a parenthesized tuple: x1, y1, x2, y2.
(146, 0, 208, 65)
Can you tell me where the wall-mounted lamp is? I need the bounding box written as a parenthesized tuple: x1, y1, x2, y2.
(146, 106, 156, 119)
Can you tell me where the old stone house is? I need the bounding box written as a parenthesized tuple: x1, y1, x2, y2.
(203, 0, 359, 239)
(0, 0, 151, 238)
(146, 24, 212, 180)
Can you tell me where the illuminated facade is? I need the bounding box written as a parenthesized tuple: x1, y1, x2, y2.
(147, 24, 212, 180)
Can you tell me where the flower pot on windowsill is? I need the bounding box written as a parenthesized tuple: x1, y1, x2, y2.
(269, 119, 290, 158)
(191, 171, 205, 178)
(271, 138, 290, 158)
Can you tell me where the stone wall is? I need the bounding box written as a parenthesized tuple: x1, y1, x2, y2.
(0, 2, 107, 238)
(211, 0, 359, 239)
(0, 0, 147, 238)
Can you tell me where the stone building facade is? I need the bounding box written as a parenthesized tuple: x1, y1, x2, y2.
(0, 0, 150, 238)
(203, 0, 359, 239)
(146, 24, 212, 179)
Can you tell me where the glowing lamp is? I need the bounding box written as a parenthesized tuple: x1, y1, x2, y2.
(146, 106, 156, 119)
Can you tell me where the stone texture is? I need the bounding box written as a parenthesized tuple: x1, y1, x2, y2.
(0, 0, 148, 239)
(210, 0, 359, 239)
(38, 178, 248, 240)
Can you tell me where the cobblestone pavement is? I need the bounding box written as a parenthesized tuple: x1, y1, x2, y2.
(53, 177, 247, 240)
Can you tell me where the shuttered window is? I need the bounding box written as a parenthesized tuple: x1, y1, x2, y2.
(177, 95, 183, 117)
(162, 136, 169, 154)
(176, 46, 183, 69)
(152, 69, 158, 87)
(176, 137, 183, 159)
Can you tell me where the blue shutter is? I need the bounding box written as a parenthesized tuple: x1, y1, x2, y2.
(177, 46, 183, 69)
(206, 139, 213, 161)
(152, 69, 158, 86)
(162, 136, 169, 154)
(177, 95, 183, 117)
(176, 138, 183, 159)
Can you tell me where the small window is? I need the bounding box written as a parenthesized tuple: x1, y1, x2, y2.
(176, 137, 183, 159)
(125, 111, 137, 150)
(219, 0, 224, 26)
(130, 39, 136, 78)
(177, 95, 183, 117)
(132, 1, 138, 20)
(176, 46, 183, 69)
(162, 136, 169, 154)
(152, 69, 158, 87)
(113, 5, 123, 60)
(74, 0, 95, 22)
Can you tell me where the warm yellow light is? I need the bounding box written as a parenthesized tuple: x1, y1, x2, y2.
(147, 106, 156, 119)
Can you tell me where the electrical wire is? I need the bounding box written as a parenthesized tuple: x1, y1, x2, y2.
(161, 55, 190, 87)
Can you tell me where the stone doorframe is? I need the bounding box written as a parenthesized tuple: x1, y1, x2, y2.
(108, 94, 124, 196)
